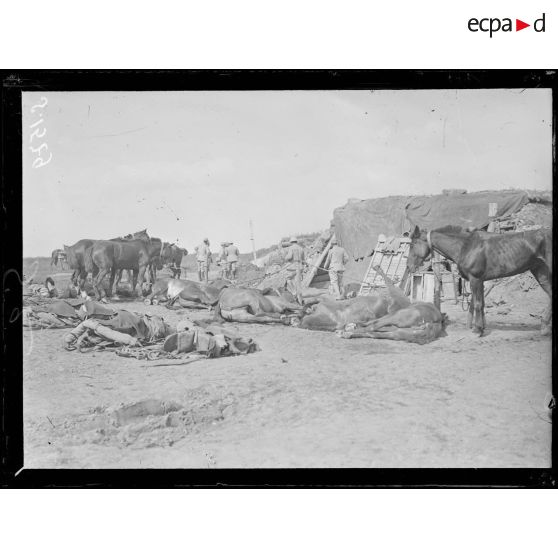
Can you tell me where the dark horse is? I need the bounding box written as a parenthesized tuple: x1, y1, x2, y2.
(166, 244, 188, 278)
(407, 225, 552, 336)
(113, 235, 170, 290)
(64, 239, 97, 288)
(85, 230, 162, 301)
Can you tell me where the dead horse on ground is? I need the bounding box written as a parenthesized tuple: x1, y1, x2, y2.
(340, 265, 446, 344)
(145, 277, 226, 308)
(292, 296, 390, 331)
(407, 225, 552, 336)
(213, 287, 305, 324)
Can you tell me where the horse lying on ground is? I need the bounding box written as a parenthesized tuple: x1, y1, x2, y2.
(144, 278, 228, 308)
(339, 266, 446, 344)
(293, 266, 413, 332)
(407, 225, 552, 336)
(213, 287, 305, 324)
(339, 303, 445, 344)
(292, 296, 390, 331)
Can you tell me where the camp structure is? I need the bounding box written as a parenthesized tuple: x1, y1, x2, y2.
(330, 189, 551, 287)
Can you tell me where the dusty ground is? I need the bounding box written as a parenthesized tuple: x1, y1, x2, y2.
(22, 268, 552, 469)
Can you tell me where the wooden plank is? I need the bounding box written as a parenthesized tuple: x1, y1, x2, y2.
(303, 236, 333, 288)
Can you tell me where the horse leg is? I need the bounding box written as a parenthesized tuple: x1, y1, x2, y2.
(130, 269, 141, 296)
(530, 262, 552, 335)
(92, 268, 109, 301)
(225, 308, 286, 324)
(113, 269, 123, 290)
(176, 299, 209, 309)
(107, 267, 117, 298)
(136, 264, 148, 297)
(470, 278, 484, 336)
(78, 269, 90, 298)
(466, 280, 474, 329)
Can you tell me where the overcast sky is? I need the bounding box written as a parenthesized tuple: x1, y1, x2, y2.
(22, 89, 552, 256)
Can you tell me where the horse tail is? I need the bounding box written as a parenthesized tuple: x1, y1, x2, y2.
(83, 245, 97, 276)
(64, 245, 78, 270)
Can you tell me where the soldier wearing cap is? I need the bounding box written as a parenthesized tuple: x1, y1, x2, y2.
(217, 242, 229, 279)
(285, 236, 305, 303)
(225, 241, 240, 281)
(324, 237, 349, 299)
(195, 238, 212, 283)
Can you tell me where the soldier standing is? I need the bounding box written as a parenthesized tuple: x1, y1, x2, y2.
(285, 236, 305, 304)
(226, 241, 240, 281)
(324, 238, 349, 300)
(195, 238, 212, 283)
(217, 242, 229, 279)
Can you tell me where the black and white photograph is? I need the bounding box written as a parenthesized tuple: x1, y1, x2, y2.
(7, 74, 554, 475)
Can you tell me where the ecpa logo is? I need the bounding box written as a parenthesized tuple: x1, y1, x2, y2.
(468, 13, 546, 37)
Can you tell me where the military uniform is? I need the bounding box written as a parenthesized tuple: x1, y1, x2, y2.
(217, 243, 228, 279)
(325, 242, 349, 299)
(285, 238, 305, 303)
(226, 243, 240, 280)
(195, 241, 212, 282)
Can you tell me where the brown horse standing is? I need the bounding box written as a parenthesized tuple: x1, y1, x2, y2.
(407, 225, 552, 336)
(64, 239, 97, 288)
(86, 230, 161, 301)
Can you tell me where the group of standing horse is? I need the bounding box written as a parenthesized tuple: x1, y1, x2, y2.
(61, 230, 187, 302)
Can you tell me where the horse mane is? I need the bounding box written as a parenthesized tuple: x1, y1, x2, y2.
(432, 225, 469, 235)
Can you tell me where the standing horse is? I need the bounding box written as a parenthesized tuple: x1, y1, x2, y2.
(407, 225, 552, 336)
(113, 236, 168, 291)
(64, 239, 97, 288)
(85, 230, 158, 301)
(166, 244, 188, 278)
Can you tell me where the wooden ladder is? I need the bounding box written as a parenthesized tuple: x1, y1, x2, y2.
(358, 238, 410, 296)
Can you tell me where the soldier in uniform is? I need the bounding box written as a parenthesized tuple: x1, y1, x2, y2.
(217, 242, 229, 279)
(226, 241, 240, 281)
(324, 238, 349, 300)
(195, 238, 212, 283)
(284, 236, 305, 304)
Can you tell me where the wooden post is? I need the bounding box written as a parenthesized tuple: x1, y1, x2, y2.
(249, 220, 257, 263)
(487, 203, 499, 233)
(432, 253, 443, 311)
(303, 236, 333, 288)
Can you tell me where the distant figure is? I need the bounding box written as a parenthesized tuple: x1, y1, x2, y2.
(324, 238, 349, 300)
(50, 249, 67, 269)
(217, 242, 229, 279)
(285, 236, 306, 304)
(195, 238, 212, 283)
(226, 241, 240, 281)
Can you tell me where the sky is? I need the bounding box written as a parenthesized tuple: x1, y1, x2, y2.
(22, 89, 552, 256)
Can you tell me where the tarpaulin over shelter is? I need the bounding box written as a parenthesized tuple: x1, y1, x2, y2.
(332, 190, 535, 282)
(333, 196, 411, 261)
(333, 190, 532, 262)
(405, 191, 529, 232)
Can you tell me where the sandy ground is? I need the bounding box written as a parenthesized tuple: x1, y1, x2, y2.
(22, 269, 552, 469)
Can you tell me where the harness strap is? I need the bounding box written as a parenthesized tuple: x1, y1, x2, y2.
(426, 230, 433, 253)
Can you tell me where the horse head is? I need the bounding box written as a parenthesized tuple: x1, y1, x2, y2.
(407, 225, 431, 273)
(129, 229, 150, 241)
(159, 241, 174, 262)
